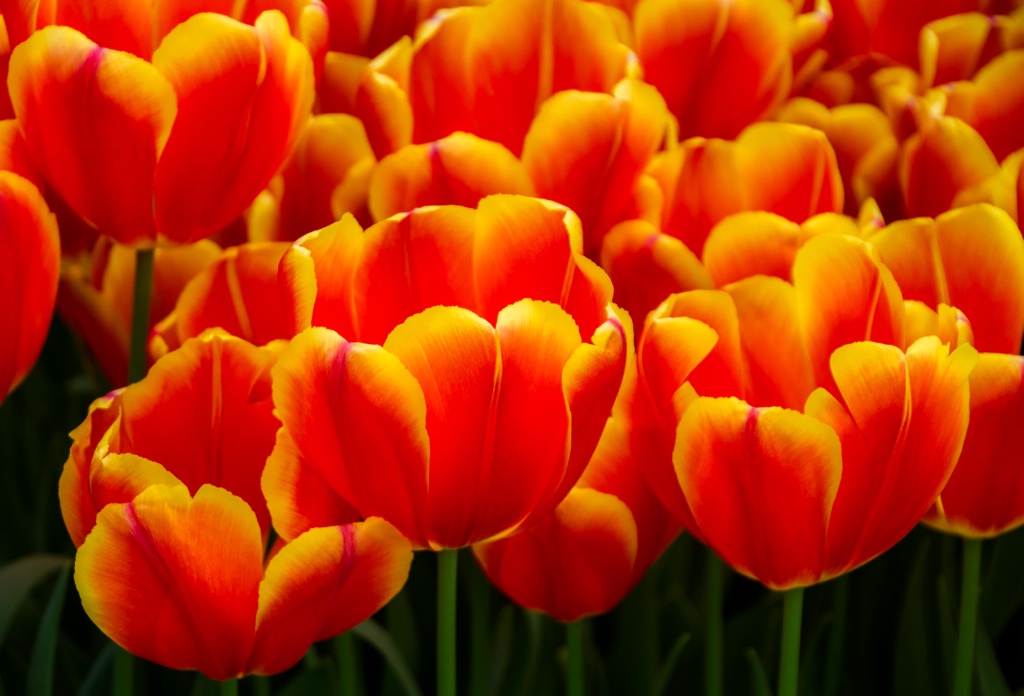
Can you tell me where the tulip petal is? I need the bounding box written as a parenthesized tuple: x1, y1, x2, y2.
(356, 206, 478, 343)
(295, 215, 365, 337)
(0, 172, 59, 402)
(75, 483, 262, 681)
(59, 393, 121, 548)
(473, 195, 613, 339)
(793, 234, 905, 391)
(247, 518, 413, 674)
(381, 305, 501, 549)
(473, 487, 637, 622)
(370, 132, 533, 222)
(9, 27, 176, 244)
(812, 338, 974, 575)
(727, 276, 814, 411)
(600, 219, 714, 327)
(271, 327, 431, 547)
(262, 427, 361, 542)
(926, 353, 1024, 537)
(116, 332, 279, 536)
(675, 397, 841, 589)
(702, 212, 804, 287)
(869, 204, 1024, 354)
(153, 11, 314, 242)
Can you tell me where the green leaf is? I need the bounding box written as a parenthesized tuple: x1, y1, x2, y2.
(77, 643, 114, 696)
(350, 621, 423, 696)
(745, 647, 773, 696)
(653, 633, 690, 696)
(0, 554, 69, 645)
(975, 623, 1012, 696)
(25, 561, 71, 696)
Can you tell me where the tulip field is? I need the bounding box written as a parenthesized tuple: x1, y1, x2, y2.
(3, 0, 1024, 694)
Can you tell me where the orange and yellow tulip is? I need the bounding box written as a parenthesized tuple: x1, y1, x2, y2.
(60, 331, 412, 679)
(8, 9, 314, 246)
(0, 170, 59, 403)
(633, 235, 975, 589)
(268, 195, 629, 550)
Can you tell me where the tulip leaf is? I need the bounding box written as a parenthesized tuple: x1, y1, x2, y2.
(975, 623, 1012, 696)
(745, 647, 773, 696)
(77, 643, 115, 696)
(893, 537, 947, 696)
(983, 527, 1024, 637)
(350, 620, 423, 696)
(653, 633, 690, 696)
(0, 554, 69, 645)
(25, 561, 71, 696)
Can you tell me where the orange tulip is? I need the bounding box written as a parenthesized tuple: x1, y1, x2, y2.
(0, 170, 59, 403)
(60, 331, 412, 679)
(634, 0, 795, 140)
(942, 49, 1024, 161)
(150, 242, 313, 359)
(57, 239, 220, 386)
(925, 351, 1024, 537)
(474, 376, 682, 622)
(633, 234, 975, 588)
(644, 122, 843, 256)
(868, 203, 1024, 354)
(8, 10, 314, 246)
(268, 195, 629, 549)
(354, 0, 631, 158)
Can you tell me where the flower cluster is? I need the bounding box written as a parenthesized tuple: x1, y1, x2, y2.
(2, 0, 1023, 684)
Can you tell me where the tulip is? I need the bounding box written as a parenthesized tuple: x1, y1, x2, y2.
(150, 242, 313, 359)
(0, 170, 59, 403)
(354, 0, 632, 158)
(60, 331, 412, 679)
(634, 234, 973, 589)
(8, 10, 314, 246)
(634, 0, 795, 140)
(269, 195, 629, 550)
(57, 239, 220, 386)
(643, 122, 843, 257)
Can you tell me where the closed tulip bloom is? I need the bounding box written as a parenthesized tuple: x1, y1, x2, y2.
(8, 10, 314, 246)
(150, 242, 314, 359)
(634, 0, 795, 140)
(269, 195, 629, 549)
(354, 0, 631, 158)
(644, 122, 844, 257)
(634, 235, 975, 588)
(0, 171, 59, 403)
(59, 331, 412, 679)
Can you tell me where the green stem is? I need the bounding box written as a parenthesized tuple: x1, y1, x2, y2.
(778, 587, 804, 696)
(822, 575, 849, 696)
(466, 560, 491, 696)
(335, 631, 360, 696)
(952, 538, 983, 696)
(705, 551, 724, 696)
(128, 247, 155, 384)
(113, 646, 134, 696)
(220, 678, 238, 696)
(566, 620, 584, 696)
(438, 549, 458, 696)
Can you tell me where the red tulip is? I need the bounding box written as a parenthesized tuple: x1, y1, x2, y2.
(0, 170, 59, 403)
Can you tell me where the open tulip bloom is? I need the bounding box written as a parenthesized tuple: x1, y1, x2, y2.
(59, 331, 412, 681)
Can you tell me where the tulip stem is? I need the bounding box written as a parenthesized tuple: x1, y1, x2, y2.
(220, 678, 238, 696)
(128, 247, 155, 384)
(438, 548, 458, 696)
(706, 551, 724, 696)
(113, 646, 134, 696)
(778, 586, 804, 696)
(953, 537, 983, 696)
(567, 620, 584, 696)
